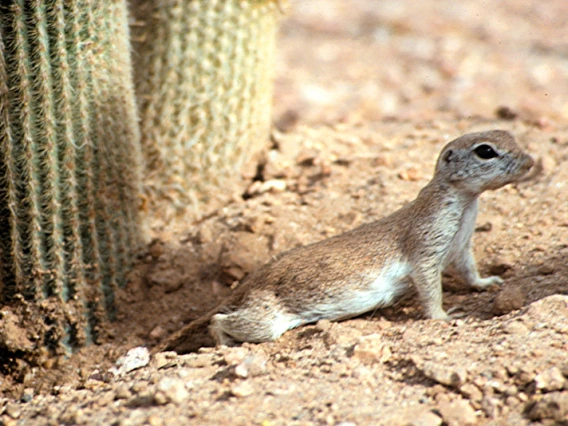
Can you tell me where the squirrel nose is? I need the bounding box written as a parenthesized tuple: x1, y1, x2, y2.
(524, 155, 535, 171)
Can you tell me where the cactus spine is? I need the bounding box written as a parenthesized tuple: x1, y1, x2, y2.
(131, 0, 284, 221)
(0, 0, 142, 354)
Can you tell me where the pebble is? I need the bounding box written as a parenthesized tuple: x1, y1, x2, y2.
(515, 364, 537, 386)
(526, 295, 568, 321)
(352, 334, 392, 364)
(152, 351, 178, 370)
(234, 353, 269, 378)
(247, 179, 287, 196)
(181, 353, 214, 368)
(4, 403, 21, 419)
(481, 396, 501, 418)
(324, 325, 362, 348)
(500, 320, 529, 335)
(437, 399, 477, 426)
(315, 319, 333, 333)
(149, 326, 166, 341)
(422, 362, 467, 388)
(20, 388, 34, 403)
(492, 285, 526, 316)
(154, 377, 189, 405)
(398, 167, 421, 181)
(147, 414, 164, 426)
(0, 415, 16, 426)
(527, 391, 568, 421)
(488, 257, 514, 276)
(58, 408, 85, 425)
(537, 264, 555, 275)
(386, 406, 442, 426)
(196, 226, 214, 244)
(459, 383, 483, 402)
(110, 347, 150, 377)
(231, 381, 255, 398)
(223, 347, 249, 366)
(534, 367, 566, 392)
(351, 365, 374, 382)
(114, 383, 132, 400)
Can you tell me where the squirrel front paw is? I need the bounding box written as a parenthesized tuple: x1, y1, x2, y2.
(471, 275, 504, 290)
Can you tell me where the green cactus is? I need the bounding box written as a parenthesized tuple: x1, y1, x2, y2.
(0, 0, 142, 354)
(131, 0, 285, 221)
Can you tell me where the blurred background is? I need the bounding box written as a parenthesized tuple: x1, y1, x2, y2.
(273, 0, 568, 129)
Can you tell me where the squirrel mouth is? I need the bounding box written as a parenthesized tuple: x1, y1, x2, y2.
(516, 155, 538, 182)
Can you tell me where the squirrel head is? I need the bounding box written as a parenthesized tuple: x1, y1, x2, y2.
(435, 130, 534, 194)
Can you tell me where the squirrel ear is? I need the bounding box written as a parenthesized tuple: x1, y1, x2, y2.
(443, 149, 454, 163)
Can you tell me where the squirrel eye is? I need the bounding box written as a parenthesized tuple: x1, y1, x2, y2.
(474, 144, 499, 159)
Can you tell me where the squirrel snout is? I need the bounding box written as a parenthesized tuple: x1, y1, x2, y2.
(521, 154, 535, 174)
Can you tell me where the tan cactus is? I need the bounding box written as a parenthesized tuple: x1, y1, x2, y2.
(0, 0, 142, 354)
(131, 0, 285, 221)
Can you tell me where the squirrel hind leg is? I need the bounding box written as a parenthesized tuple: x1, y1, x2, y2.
(211, 308, 302, 345)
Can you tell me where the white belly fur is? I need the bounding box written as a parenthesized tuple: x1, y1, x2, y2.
(298, 260, 412, 325)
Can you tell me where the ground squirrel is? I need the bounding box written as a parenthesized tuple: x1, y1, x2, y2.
(158, 130, 534, 354)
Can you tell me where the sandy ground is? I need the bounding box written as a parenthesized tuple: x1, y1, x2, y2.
(2, 0, 568, 424)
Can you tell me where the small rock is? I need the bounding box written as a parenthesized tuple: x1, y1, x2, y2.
(234, 353, 269, 378)
(247, 179, 287, 196)
(323, 324, 362, 348)
(459, 383, 483, 402)
(4, 403, 21, 419)
(474, 222, 492, 232)
(315, 319, 332, 333)
(20, 388, 34, 403)
(384, 406, 442, 426)
(239, 214, 265, 234)
(114, 383, 132, 400)
(196, 226, 213, 244)
(527, 391, 568, 421)
(179, 353, 214, 369)
(398, 167, 421, 181)
(495, 105, 518, 120)
(515, 364, 537, 386)
(146, 414, 164, 426)
(422, 362, 467, 388)
(231, 381, 255, 398)
(535, 367, 566, 392)
(152, 351, 178, 370)
(223, 347, 249, 366)
(526, 295, 568, 321)
(500, 320, 529, 335)
(481, 397, 501, 418)
(0, 308, 35, 353)
(147, 269, 183, 293)
(149, 326, 166, 341)
(540, 155, 557, 174)
(0, 415, 16, 426)
(148, 240, 164, 258)
(537, 264, 555, 275)
(96, 391, 115, 408)
(351, 365, 374, 382)
(437, 399, 477, 426)
(219, 232, 269, 284)
(488, 257, 514, 276)
(352, 334, 392, 364)
(58, 408, 85, 425)
(154, 377, 189, 405)
(492, 285, 526, 316)
(559, 362, 568, 378)
(109, 346, 150, 377)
